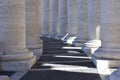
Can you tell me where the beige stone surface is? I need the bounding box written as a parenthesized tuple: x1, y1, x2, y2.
(25, 0, 43, 58)
(83, 0, 101, 55)
(92, 0, 120, 68)
(40, 0, 50, 37)
(0, 0, 35, 71)
(88, 0, 100, 40)
(26, 0, 42, 46)
(49, 0, 58, 38)
(92, 55, 120, 68)
(67, 0, 78, 37)
(83, 40, 101, 56)
(56, 0, 68, 39)
(1, 56, 36, 71)
(74, 0, 88, 46)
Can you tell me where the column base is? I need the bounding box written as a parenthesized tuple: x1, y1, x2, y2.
(55, 36, 65, 40)
(27, 43, 43, 50)
(47, 33, 58, 39)
(27, 43, 43, 60)
(82, 40, 101, 56)
(55, 34, 67, 40)
(39, 33, 48, 38)
(31, 48, 43, 60)
(54, 36, 63, 40)
(0, 49, 36, 71)
(73, 38, 87, 47)
(65, 37, 76, 44)
(82, 47, 99, 56)
(63, 34, 76, 44)
(1, 56, 36, 71)
(92, 55, 120, 69)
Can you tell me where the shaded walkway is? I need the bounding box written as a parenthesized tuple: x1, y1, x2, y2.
(20, 38, 101, 80)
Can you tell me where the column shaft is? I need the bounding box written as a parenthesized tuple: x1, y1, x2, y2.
(65, 0, 78, 43)
(92, 0, 120, 68)
(67, 0, 78, 36)
(0, 0, 35, 71)
(88, 0, 100, 40)
(82, 0, 101, 55)
(56, 0, 68, 40)
(40, 0, 50, 37)
(48, 0, 58, 38)
(26, 0, 43, 60)
(74, 0, 88, 46)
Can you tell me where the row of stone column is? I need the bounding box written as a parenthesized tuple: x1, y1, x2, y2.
(40, 0, 100, 53)
(1, 0, 120, 79)
(40, 0, 120, 79)
(0, 0, 43, 71)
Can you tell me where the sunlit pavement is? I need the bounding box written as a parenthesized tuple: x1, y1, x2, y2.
(19, 37, 101, 80)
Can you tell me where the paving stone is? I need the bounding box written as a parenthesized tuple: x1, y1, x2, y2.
(20, 38, 101, 80)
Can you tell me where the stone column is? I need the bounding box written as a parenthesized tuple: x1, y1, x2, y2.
(103, 68, 120, 80)
(74, 0, 88, 46)
(40, 0, 50, 37)
(48, 0, 58, 38)
(38, 0, 42, 34)
(65, 0, 78, 43)
(55, 0, 68, 40)
(92, 0, 120, 68)
(0, 0, 35, 71)
(26, 0, 43, 60)
(82, 0, 101, 56)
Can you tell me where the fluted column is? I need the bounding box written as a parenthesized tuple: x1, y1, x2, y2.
(47, 0, 58, 38)
(65, 0, 78, 43)
(55, 0, 68, 40)
(40, 0, 50, 37)
(82, 0, 101, 56)
(26, 0, 43, 60)
(92, 0, 120, 68)
(0, 0, 35, 71)
(74, 0, 88, 46)
(38, 0, 42, 35)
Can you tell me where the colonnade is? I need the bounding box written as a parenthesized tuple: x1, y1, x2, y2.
(40, 0, 120, 79)
(0, 0, 120, 79)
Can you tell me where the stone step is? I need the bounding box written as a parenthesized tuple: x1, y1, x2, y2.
(38, 54, 90, 62)
(20, 69, 101, 80)
(41, 52, 86, 56)
(43, 41, 64, 43)
(43, 51, 81, 54)
(19, 39, 101, 80)
(43, 48, 81, 52)
(43, 46, 81, 49)
(43, 45, 73, 48)
(43, 50, 83, 54)
(44, 48, 82, 52)
(42, 40, 61, 42)
(32, 60, 95, 69)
